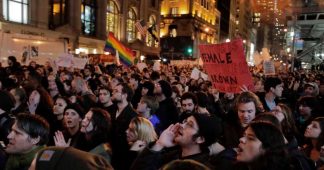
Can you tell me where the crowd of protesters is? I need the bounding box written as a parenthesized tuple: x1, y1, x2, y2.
(0, 55, 323, 170)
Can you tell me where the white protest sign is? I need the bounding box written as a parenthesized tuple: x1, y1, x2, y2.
(56, 54, 73, 68)
(137, 63, 147, 72)
(153, 61, 161, 71)
(200, 72, 208, 80)
(56, 54, 88, 69)
(190, 67, 200, 80)
(263, 60, 275, 75)
(72, 57, 88, 69)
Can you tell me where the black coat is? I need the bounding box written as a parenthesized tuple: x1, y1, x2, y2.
(131, 146, 213, 170)
(155, 98, 178, 134)
(110, 104, 137, 170)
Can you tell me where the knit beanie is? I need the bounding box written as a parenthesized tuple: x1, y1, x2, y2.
(0, 90, 15, 112)
(192, 114, 222, 147)
(158, 80, 172, 98)
(35, 146, 113, 170)
(63, 103, 86, 119)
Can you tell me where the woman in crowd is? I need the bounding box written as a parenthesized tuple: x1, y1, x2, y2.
(236, 120, 295, 170)
(125, 117, 158, 169)
(53, 96, 70, 130)
(270, 103, 300, 146)
(54, 103, 85, 148)
(80, 107, 112, 163)
(302, 117, 324, 168)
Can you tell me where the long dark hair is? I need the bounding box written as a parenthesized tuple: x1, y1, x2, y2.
(309, 117, 324, 151)
(248, 121, 293, 170)
(87, 108, 111, 144)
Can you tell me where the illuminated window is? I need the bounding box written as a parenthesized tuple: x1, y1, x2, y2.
(81, 0, 96, 36)
(126, 8, 136, 42)
(170, 7, 178, 16)
(170, 28, 177, 37)
(107, 0, 119, 35)
(3, 0, 29, 24)
(49, 0, 68, 29)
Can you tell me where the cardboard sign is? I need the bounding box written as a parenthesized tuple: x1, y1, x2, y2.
(190, 67, 208, 80)
(56, 54, 88, 69)
(56, 54, 73, 68)
(190, 67, 200, 80)
(153, 61, 161, 71)
(263, 60, 275, 75)
(199, 39, 254, 93)
(72, 57, 88, 69)
(136, 63, 147, 72)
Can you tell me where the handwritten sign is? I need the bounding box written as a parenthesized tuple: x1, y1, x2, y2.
(56, 54, 73, 68)
(263, 60, 275, 75)
(72, 57, 88, 69)
(199, 39, 254, 93)
(190, 67, 208, 80)
(56, 54, 88, 69)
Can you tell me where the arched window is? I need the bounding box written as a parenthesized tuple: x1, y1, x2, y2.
(107, 0, 118, 35)
(126, 8, 136, 42)
(3, 0, 29, 24)
(81, 0, 96, 36)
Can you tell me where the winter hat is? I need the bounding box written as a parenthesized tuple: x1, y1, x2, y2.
(142, 81, 154, 96)
(304, 82, 319, 96)
(64, 103, 86, 119)
(192, 114, 222, 147)
(0, 90, 15, 112)
(158, 80, 172, 98)
(35, 146, 113, 170)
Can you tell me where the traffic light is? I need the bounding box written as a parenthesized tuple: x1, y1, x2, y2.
(187, 47, 193, 55)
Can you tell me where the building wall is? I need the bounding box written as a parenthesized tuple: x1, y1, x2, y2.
(0, 0, 160, 60)
(160, 0, 220, 59)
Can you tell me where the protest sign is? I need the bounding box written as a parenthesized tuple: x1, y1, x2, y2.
(137, 63, 147, 72)
(190, 67, 209, 81)
(199, 39, 254, 93)
(190, 67, 200, 80)
(153, 61, 161, 71)
(263, 60, 275, 75)
(56, 54, 88, 69)
(56, 54, 73, 68)
(72, 57, 88, 69)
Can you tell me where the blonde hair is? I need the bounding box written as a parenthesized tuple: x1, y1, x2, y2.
(130, 117, 157, 143)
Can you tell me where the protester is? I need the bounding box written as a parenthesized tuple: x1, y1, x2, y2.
(136, 95, 160, 129)
(54, 103, 85, 148)
(9, 87, 28, 115)
(80, 108, 112, 162)
(97, 86, 117, 114)
(130, 114, 222, 170)
(110, 82, 137, 170)
(302, 117, 324, 167)
(235, 120, 295, 170)
(4, 113, 49, 170)
(125, 117, 158, 169)
(221, 91, 263, 148)
(257, 77, 284, 111)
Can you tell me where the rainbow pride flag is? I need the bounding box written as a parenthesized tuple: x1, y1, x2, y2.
(104, 32, 135, 66)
